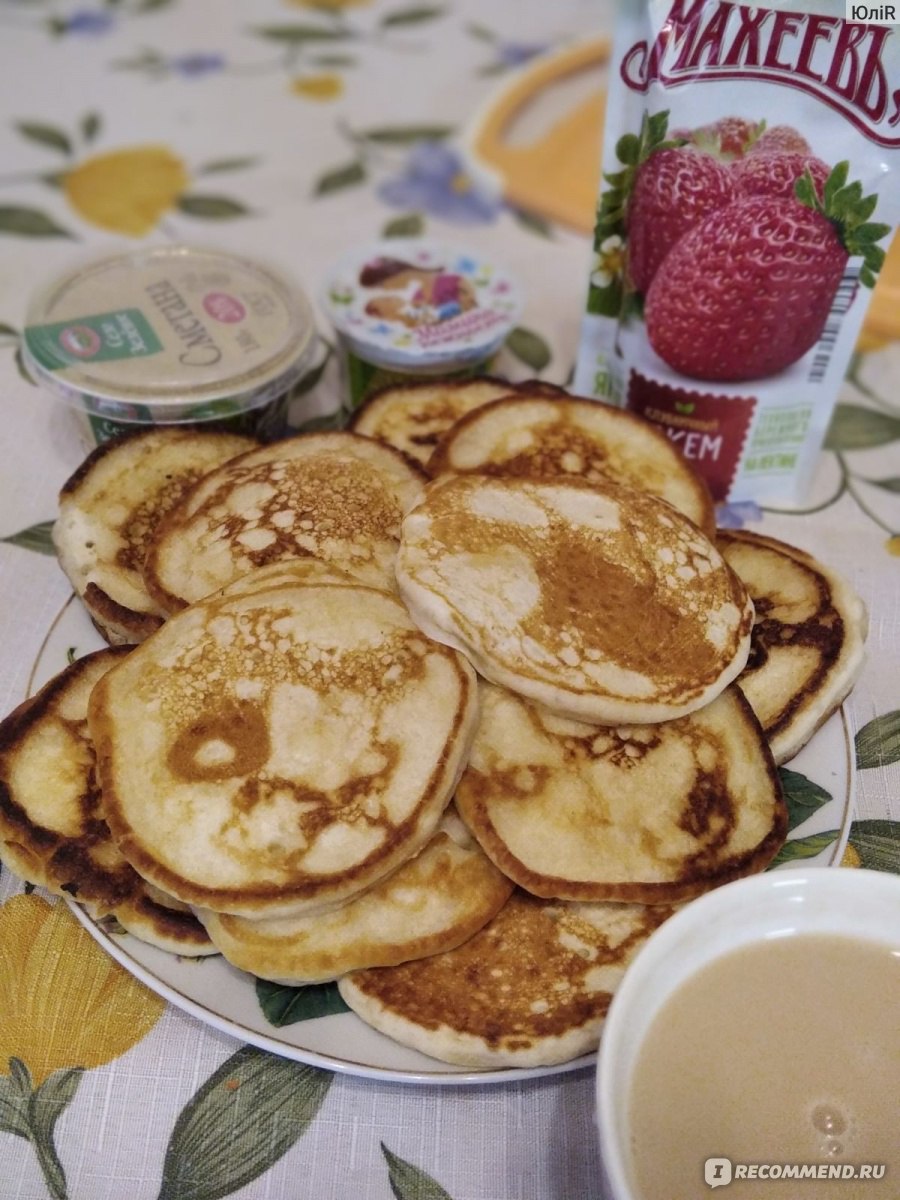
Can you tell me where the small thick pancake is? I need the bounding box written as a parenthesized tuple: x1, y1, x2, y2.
(113, 884, 217, 958)
(428, 395, 715, 536)
(89, 583, 479, 918)
(0, 649, 214, 955)
(53, 428, 257, 644)
(143, 432, 426, 610)
(338, 891, 676, 1068)
(718, 530, 868, 763)
(349, 377, 565, 467)
(456, 682, 786, 904)
(397, 475, 753, 724)
(197, 808, 513, 983)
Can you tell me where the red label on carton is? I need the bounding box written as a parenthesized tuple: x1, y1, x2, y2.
(627, 372, 755, 501)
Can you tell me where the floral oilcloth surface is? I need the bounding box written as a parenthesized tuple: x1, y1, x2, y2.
(1, 2, 899, 1199)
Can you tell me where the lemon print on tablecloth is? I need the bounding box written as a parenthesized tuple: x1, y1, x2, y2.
(0, 893, 164, 1082)
(63, 146, 189, 237)
(291, 74, 344, 100)
(0, 894, 164, 1197)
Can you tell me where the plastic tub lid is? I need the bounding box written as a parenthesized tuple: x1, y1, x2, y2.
(23, 245, 316, 421)
(321, 238, 523, 372)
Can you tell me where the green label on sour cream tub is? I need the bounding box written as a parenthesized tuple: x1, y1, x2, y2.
(25, 308, 163, 370)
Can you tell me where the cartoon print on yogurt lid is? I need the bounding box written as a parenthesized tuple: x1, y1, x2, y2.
(322, 238, 523, 370)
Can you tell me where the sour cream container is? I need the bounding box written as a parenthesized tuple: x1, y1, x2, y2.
(23, 245, 317, 448)
(320, 238, 523, 409)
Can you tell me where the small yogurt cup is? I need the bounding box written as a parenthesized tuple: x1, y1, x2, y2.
(23, 245, 317, 448)
(320, 238, 523, 409)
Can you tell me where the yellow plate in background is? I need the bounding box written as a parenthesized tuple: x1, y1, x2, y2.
(465, 38, 609, 235)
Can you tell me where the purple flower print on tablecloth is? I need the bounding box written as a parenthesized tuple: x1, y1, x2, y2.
(60, 9, 114, 35)
(378, 142, 501, 225)
(716, 500, 763, 529)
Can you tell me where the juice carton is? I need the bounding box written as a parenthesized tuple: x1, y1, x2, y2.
(574, 1, 900, 504)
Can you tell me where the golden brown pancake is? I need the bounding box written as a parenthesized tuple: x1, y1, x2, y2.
(197, 808, 513, 983)
(53, 428, 257, 644)
(0, 649, 215, 955)
(349, 377, 565, 468)
(89, 582, 479, 918)
(216, 557, 360, 597)
(428, 394, 715, 536)
(455, 682, 787, 904)
(718, 530, 868, 763)
(338, 890, 676, 1068)
(143, 431, 426, 610)
(396, 474, 753, 724)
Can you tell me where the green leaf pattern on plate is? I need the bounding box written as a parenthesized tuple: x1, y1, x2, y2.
(778, 768, 833, 833)
(255, 979, 350, 1026)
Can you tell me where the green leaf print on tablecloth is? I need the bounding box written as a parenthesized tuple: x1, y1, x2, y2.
(382, 1143, 454, 1200)
(158, 1046, 333, 1200)
(1, 521, 55, 555)
(855, 711, 900, 769)
(1, 114, 256, 239)
(506, 326, 552, 373)
(845, 820, 900, 873)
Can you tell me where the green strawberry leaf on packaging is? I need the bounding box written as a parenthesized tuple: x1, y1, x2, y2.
(778, 768, 832, 833)
(595, 107, 674, 241)
(795, 162, 891, 285)
(159, 1046, 333, 1200)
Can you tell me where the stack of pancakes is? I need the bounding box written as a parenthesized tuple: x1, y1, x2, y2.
(0, 389, 867, 1069)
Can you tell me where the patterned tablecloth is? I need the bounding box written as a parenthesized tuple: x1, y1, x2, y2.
(0, 3, 898, 1198)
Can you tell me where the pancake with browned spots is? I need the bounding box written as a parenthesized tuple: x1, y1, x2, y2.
(88, 582, 479, 918)
(718, 530, 867, 764)
(349, 377, 566, 469)
(338, 890, 676, 1068)
(53, 428, 258, 644)
(196, 807, 512, 983)
(396, 475, 753, 725)
(455, 682, 786, 904)
(428, 394, 715, 536)
(0, 649, 215, 956)
(143, 432, 426, 610)
(216, 556, 361, 598)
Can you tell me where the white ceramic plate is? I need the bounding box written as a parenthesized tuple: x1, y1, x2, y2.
(32, 595, 854, 1086)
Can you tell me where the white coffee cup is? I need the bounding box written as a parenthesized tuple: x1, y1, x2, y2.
(595, 867, 900, 1200)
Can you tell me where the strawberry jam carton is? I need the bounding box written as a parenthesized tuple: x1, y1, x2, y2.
(574, 1, 900, 505)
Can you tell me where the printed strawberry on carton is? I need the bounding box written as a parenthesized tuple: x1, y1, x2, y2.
(644, 161, 891, 383)
(626, 115, 825, 293)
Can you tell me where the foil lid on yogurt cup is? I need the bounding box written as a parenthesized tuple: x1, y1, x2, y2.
(22, 245, 316, 423)
(321, 238, 523, 371)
